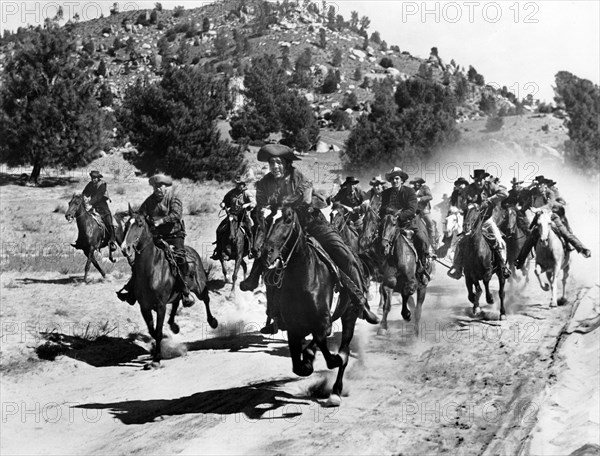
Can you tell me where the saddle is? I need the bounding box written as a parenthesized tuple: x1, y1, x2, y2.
(305, 236, 342, 291)
(155, 239, 195, 283)
(89, 208, 106, 231)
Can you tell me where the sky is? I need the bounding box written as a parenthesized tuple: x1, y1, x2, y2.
(1, 0, 598, 102)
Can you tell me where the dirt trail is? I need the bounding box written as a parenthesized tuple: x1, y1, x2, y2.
(1, 264, 596, 455)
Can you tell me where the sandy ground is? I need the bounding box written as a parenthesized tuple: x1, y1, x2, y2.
(1, 137, 599, 455)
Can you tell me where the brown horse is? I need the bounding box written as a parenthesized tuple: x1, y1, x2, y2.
(262, 205, 358, 407)
(121, 208, 218, 369)
(329, 202, 359, 253)
(357, 203, 385, 308)
(65, 194, 124, 281)
(462, 205, 507, 319)
(379, 214, 430, 335)
(215, 208, 250, 291)
(498, 206, 530, 283)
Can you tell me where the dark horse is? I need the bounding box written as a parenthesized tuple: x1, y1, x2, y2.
(462, 205, 507, 319)
(498, 206, 530, 283)
(357, 202, 385, 309)
(65, 194, 124, 281)
(329, 202, 359, 253)
(121, 208, 218, 368)
(379, 214, 431, 335)
(215, 208, 251, 291)
(262, 205, 359, 407)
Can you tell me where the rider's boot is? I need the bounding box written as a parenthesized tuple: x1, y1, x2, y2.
(116, 278, 136, 306)
(491, 245, 511, 278)
(176, 258, 195, 307)
(515, 230, 539, 269)
(337, 271, 379, 324)
(240, 260, 263, 291)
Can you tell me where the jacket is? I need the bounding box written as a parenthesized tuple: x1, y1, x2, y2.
(139, 189, 185, 238)
(255, 167, 312, 208)
(380, 185, 418, 227)
(415, 184, 433, 214)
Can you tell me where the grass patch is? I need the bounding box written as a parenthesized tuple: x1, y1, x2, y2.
(188, 200, 214, 215)
(53, 203, 66, 214)
(114, 185, 126, 195)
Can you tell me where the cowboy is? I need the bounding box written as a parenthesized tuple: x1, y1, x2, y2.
(449, 177, 469, 214)
(82, 170, 117, 251)
(501, 177, 531, 235)
(410, 177, 436, 248)
(331, 176, 367, 223)
(515, 178, 591, 268)
(211, 175, 256, 260)
(366, 175, 385, 213)
(239, 144, 379, 333)
(379, 167, 432, 283)
(447, 169, 511, 280)
(117, 174, 194, 307)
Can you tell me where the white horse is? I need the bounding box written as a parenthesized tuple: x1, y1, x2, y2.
(437, 207, 463, 260)
(534, 210, 570, 308)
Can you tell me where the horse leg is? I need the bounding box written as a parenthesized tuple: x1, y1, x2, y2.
(558, 264, 569, 306)
(484, 279, 494, 305)
(168, 300, 180, 334)
(535, 265, 549, 291)
(198, 287, 218, 329)
(547, 270, 558, 308)
(220, 258, 229, 283)
(289, 333, 312, 377)
(469, 278, 482, 316)
(378, 282, 385, 309)
(401, 294, 412, 322)
(497, 273, 506, 320)
(148, 303, 166, 369)
(83, 253, 92, 282)
(378, 285, 393, 335)
(232, 257, 241, 292)
(241, 259, 247, 279)
(88, 250, 106, 279)
(414, 286, 427, 337)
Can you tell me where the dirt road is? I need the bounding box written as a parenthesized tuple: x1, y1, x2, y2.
(1, 265, 596, 455)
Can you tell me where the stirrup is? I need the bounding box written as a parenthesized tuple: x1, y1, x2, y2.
(260, 321, 279, 335)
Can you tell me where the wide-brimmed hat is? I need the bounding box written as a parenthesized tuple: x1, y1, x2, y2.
(341, 176, 360, 187)
(410, 177, 425, 185)
(454, 177, 469, 187)
(510, 177, 523, 185)
(543, 178, 557, 187)
(257, 144, 300, 163)
(234, 175, 246, 184)
(471, 169, 490, 181)
(369, 175, 385, 186)
(534, 175, 546, 183)
(89, 170, 103, 179)
(385, 167, 409, 182)
(149, 174, 173, 187)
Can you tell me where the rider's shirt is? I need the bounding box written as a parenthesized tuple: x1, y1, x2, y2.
(82, 179, 110, 215)
(332, 187, 367, 209)
(222, 188, 255, 213)
(415, 185, 433, 214)
(380, 185, 418, 227)
(255, 167, 312, 208)
(450, 187, 468, 213)
(465, 181, 508, 207)
(139, 189, 185, 238)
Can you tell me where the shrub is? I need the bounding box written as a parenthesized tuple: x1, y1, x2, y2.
(380, 57, 394, 68)
(330, 109, 352, 130)
(485, 116, 504, 132)
(173, 5, 185, 17)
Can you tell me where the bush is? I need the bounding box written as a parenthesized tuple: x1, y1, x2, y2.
(342, 92, 358, 110)
(380, 57, 393, 68)
(485, 116, 504, 132)
(322, 70, 340, 94)
(330, 109, 352, 130)
(173, 6, 185, 17)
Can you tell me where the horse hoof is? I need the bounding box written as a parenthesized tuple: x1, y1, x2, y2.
(377, 327, 389, 336)
(144, 361, 161, 370)
(473, 306, 481, 316)
(401, 309, 411, 321)
(170, 323, 180, 334)
(326, 354, 343, 370)
(322, 394, 341, 408)
(557, 297, 568, 306)
(208, 317, 218, 329)
(499, 314, 507, 321)
(293, 363, 313, 377)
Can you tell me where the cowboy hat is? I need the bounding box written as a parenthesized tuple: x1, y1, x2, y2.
(409, 177, 425, 185)
(510, 177, 523, 185)
(89, 170, 103, 179)
(234, 174, 246, 184)
(369, 175, 385, 186)
(454, 177, 469, 187)
(148, 174, 173, 187)
(340, 176, 360, 187)
(534, 175, 546, 182)
(471, 169, 490, 181)
(543, 178, 557, 187)
(385, 167, 409, 182)
(257, 144, 300, 163)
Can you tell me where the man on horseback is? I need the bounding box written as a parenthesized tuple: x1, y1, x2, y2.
(117, 174, 194, 307)
(410, 177, 437, 249)
(501, 177, 531, 236)
(239, 144, 379, 333)
(515, 178, 591, 269)
(82, 171, 118, 252)
(331, 176, 367, 225)
(211, 175, 256, 261)
(366, 175, 385, 213)
(447, 169, 511, 280)
(380, 167, 433, 284)
(449, 177, 469, 214)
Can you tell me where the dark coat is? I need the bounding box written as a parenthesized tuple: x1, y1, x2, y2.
(139, 190, 185, 238)
(82, 180, 110, 215)
(380, 185, 418, 227)
(255, 167, 312, 208)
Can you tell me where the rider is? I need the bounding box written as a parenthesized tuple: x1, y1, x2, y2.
(82, 170, 118, 251)
(239, 144, 379, 333)
(515, 178, 591, 268)
(366, 175, 386, 213)
(449, 177, 469, 214)
(379, 167, 433, 284)
(410, 177, 436, 248)
(117, 174, 194, 307)
(501, 177, 531, 236)
(211, 175, 256, 260)
(331, 176, 367, 224)
(447, 169, 511, 280)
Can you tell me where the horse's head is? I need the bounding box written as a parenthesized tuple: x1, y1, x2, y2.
(445, 207, 463, 236)
(65, 193, 84, 222)
(536, 209, 552, 245)
(262, 205, 300, 269)
(358, 204, 379, 253)
(463, 204, 481, 234)
(329, 202, 347, 227)
(227, 210, 240, 240)
(380, 214, 397, 256)
(121, 204, 152, 262)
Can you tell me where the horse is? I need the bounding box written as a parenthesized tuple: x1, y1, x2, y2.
(329, 202, 359, 253)
(379, 214, 430, 335)
(215, 208, 251, 291)
(461, 204, 507, 319)
(261, 205, 358, 407)
(498, 206, 530, 282)
(121, 207, 218, 368)
(436, 207, 463, 260)
(357, 202, 386, 309)
(533, 209, 570, 308)
(65, 194, 124, 281)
